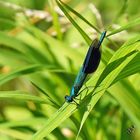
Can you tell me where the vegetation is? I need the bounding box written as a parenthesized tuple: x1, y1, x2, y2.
(0, 0, 140, 139)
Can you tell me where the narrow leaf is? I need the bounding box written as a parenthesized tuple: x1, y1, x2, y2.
(0, 91, 49, 104)
(107, 17, 140, 37)
(56, 0, 91, 45)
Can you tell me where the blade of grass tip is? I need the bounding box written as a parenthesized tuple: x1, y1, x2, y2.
(31, 81, 60, 108)
(76, 51, 139, 139)
(107, 17, 140, 37)
(56, 0, 91, 45)
(59, 0, 101, 33)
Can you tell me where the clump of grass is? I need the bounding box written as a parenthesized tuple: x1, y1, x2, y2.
(0, 0, 140, 139)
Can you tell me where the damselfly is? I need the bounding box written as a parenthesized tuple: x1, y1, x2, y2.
(65, 31, 106, 103)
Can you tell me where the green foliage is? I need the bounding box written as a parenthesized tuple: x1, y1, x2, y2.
(0, 0, 140, 140)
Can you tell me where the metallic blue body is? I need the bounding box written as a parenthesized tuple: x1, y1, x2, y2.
(65, 31, 106, 103)
(70, 68, 87, 96)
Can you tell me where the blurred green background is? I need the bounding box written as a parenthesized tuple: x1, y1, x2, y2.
(0, 0, 140, 140)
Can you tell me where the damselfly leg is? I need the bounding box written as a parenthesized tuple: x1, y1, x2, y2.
(74, 84, 96, 103)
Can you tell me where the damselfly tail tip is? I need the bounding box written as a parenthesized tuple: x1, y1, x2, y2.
(101, 30, 107, 39)
(97, 30, 107, 47)
(91, 31, 107, 49)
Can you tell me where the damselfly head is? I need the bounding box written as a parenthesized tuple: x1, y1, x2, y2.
(65, 95, 73, 102)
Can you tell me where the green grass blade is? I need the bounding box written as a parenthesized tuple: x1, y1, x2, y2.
(31, 103, 77, 140)
(0, 118, 46, 128)
(1, 1, 140, 139)
(26, 25, 83, 68)
(31, 81, 60, 108)
(0, 65, 54, 86)
(112, 53, 140, 84)
(59, 0, 100, 33)
(0, 31, 29, 53)
(107, 17, 140, 37)
(109, 80, 140, 130)
(0, 90, 49, 104)
(0, 48, 30, 67)
(0, 31, 51, 64)
(0, 18, 15, 30)
(56, 0, 91, 45)
(0, 128, 31, 140)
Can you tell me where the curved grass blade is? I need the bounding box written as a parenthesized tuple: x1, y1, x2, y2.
(31, 81, 60, 108)
(0, 48, 29, 67)
(107, 17, 140, 37)
(112, 53, 140, 85)
(58, 0, 100, 33)
(0, 64, 54, 86)
(0, 118, 46, 128)
(0, 31, 50, 64)
(108, 80, 140, 130)
(26, 25, 83, 68)
(56, 0, 91, 45)
(0, 31, 30, 54)
(0, 18, 15, 30)
(0, 90, 49, 104)
(31, 103, 77, 140)
(0, 128, 31, 140)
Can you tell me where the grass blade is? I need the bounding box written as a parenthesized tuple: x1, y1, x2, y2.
(0, 65, 54, 86)
(107, 17, 140, 37)
(59, 0, 100, 33)
(56, 0, 91, 45)
(0, 90, 49, 104)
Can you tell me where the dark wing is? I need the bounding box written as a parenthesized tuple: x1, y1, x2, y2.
(82, 40, 101, 73)
(82, 31, 106, 74)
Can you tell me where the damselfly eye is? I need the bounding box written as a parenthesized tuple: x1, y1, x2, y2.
(65, 95, 68, 99)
